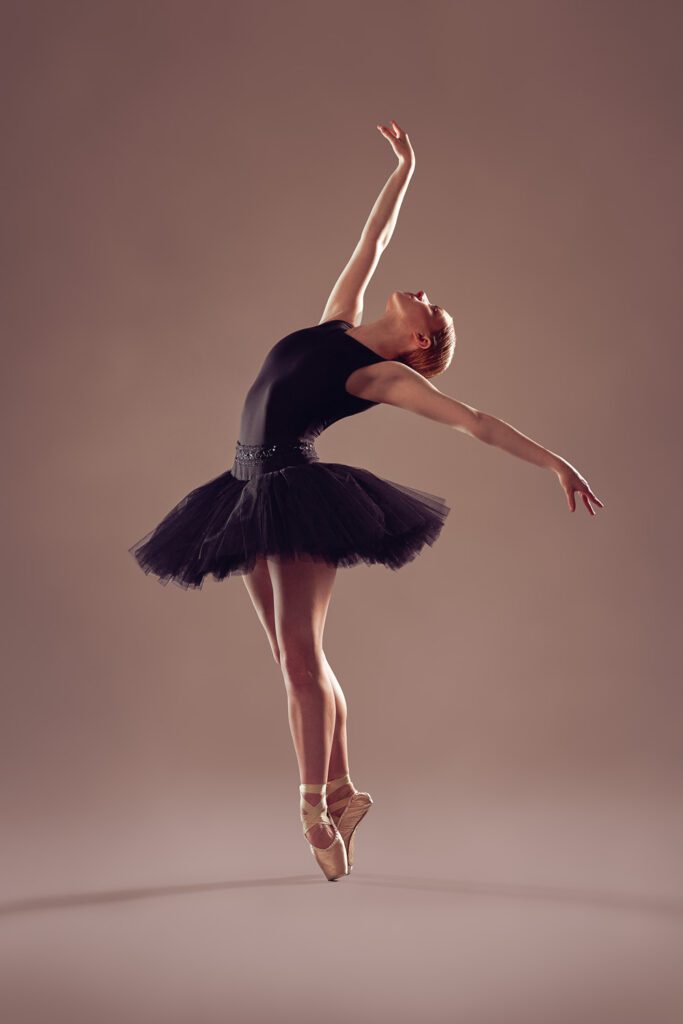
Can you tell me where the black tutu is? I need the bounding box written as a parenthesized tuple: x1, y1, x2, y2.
(128, 439, 451, 590)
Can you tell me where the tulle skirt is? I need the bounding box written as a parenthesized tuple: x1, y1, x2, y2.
(128, 439, 451, 590)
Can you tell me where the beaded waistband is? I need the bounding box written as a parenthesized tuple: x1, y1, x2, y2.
(234, 439, 317, 462)
(231, 438, 319, 480)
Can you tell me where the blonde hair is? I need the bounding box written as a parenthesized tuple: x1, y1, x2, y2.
(398, 319, 456, 379)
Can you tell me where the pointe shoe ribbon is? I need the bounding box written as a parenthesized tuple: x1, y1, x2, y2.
(299, 782, 348, 881)
(326, 774, 373, 872)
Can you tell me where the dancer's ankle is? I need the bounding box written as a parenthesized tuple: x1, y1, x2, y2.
(326, 771, 358, 819)
(299, 782, 337, 850)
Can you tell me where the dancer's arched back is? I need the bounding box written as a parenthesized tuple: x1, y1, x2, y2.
(131, 119, 603, 881)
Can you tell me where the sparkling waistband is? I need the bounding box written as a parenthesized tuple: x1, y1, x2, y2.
(231, 438, 319, 480)
(234, 439, 317, 462)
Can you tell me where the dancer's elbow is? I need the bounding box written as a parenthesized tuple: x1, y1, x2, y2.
(375, 367, 485, 438)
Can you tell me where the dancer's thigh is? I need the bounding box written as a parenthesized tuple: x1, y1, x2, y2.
(266, 554, 337, 655)
(241, 556, 280, 662)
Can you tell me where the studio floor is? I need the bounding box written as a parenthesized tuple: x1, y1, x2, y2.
(2, 786, 681, 1024)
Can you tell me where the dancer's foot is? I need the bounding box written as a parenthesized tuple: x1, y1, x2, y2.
(326, 773, 373, 871)
(327, 782, 358, 824)
(299, 782, 348, 880)
(326, 772, 357, 824)
(301, 791, 337, 848)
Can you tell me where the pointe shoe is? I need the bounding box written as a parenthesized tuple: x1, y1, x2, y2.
(326, 773, 373, 873)
(299, 782, 348, 881)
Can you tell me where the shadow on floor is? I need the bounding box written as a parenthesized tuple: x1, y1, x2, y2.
(2, 872, 682, 920)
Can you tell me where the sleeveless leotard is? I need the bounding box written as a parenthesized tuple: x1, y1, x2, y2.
(236, 319, 386, 445)
(129, 318, 450, 589)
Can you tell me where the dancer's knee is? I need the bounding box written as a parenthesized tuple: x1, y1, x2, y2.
(279, 637, 325, 687)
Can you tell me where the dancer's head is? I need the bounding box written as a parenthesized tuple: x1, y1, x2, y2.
(385, 290, 456, 378)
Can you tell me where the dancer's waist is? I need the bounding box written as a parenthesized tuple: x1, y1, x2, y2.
(231, 438, 319, 480)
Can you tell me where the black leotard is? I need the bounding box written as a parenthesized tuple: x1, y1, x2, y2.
(128, 318, 450, 589)
(236, 319, 388, 445)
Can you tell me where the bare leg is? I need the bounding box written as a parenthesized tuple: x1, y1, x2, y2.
(266, 553, 338, 849)
(241, 558, 356, 829)
(241, 557, 280, 664)
(321, 656, 348, 778)
(322, 655, 359, 818)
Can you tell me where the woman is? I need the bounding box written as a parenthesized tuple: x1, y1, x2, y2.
(129, 119, 603, 882)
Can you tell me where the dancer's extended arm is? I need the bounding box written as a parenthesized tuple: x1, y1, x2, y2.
(319, 120, 414, 326)
(364, 363, 604, 516)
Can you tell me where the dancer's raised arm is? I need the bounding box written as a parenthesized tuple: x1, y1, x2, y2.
(362, 362, 604, 517)
(319, 120, 415, 326)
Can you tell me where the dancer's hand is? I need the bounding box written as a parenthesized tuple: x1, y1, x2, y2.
(376, 119, 415, 168)
(554, 460, 604, 516)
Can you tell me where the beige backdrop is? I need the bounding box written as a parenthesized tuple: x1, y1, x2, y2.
(2, 2, 681, 1022)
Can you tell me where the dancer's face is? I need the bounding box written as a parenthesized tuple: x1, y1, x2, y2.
(387, 290, 449, 345)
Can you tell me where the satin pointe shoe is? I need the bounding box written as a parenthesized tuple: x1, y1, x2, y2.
(326, 773, 373, 873)
(299, 782, 348, 881)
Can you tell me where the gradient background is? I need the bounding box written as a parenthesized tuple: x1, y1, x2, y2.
(2, 1, 681, 1021)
